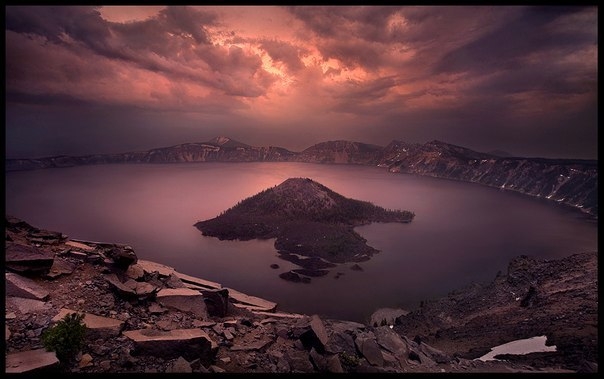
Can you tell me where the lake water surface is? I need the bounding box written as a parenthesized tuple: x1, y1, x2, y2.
(5, 162, 598, 322)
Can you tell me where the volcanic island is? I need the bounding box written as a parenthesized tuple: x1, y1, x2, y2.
(195, 178, 415, 282)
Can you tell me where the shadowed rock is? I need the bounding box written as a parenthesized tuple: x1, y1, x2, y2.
(299, 315, 329, 353)
(5, 243, 54, 275)
(167, 356, 192, 373)
(203, 288, 229, 317)
(123, 328, 216, 362)
(355, 331, 384, 367)
(279, 271, 303, 283)
(104, 244, 137, 269)
(309, 347, 344, 373)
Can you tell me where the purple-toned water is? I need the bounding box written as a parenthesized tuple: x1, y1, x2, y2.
(5, 162, 597, 323)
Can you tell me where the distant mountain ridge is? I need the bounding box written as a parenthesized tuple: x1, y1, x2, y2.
(5, 136, 598, 217)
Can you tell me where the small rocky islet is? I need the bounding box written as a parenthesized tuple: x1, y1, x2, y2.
(4, 215, 597, 373)
(195, 177, 415, 281)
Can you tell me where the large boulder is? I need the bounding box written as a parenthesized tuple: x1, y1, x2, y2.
(202, 288, 229, 317)
(299, 315, 330, 353)
(104, 244, 138, 269)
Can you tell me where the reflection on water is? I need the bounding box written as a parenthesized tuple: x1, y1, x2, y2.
(5, 162, 598, 322)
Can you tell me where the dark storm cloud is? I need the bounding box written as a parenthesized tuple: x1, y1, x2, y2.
(5, 5, 274, 99)
(433, 6, 595, 75)
(258, 39, 307, 73)
(287, 6, 403, 43)
(328, 76, 400, 114)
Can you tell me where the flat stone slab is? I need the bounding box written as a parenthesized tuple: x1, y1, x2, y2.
(156, 288, 207, 317)
(6, 297, 51, 314)
(5, 272, 50, 300)
(230, 339, 272, 351)
(5, 243, 54, 274)
(6, 348, 59, 373)
(137, 259, 176, 277)
(123, 328, 216, 359)
(224, 287, 277, 312)
(174, 271, 221, 290)
(53, 308, 124, 337)
(65, 240, 96, 252)
(255, 311, 305, 319)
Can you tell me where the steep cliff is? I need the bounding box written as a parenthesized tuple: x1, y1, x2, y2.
(380, 140, 598, 216)
(6, 137, 597, 217)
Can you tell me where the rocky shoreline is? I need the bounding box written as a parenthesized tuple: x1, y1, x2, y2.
(4, 215, 597, 373)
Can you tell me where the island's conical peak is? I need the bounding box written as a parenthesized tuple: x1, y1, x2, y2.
(222, 177, 412, 224)
(271, 178, 338, 210)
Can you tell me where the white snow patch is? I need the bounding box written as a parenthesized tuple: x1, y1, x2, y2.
(477, 336, 556, 362)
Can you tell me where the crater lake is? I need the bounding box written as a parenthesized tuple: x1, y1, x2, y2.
(5, 162, 597, 323)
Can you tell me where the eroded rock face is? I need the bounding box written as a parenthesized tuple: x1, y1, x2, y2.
(394, 251, 598, 372)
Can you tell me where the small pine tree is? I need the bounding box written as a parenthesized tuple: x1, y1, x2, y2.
(41, 312, 86, 363)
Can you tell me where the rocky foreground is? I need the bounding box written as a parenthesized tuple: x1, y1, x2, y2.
(4, 215, 597, 373)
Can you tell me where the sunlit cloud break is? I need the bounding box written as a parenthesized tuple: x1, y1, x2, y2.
(5, 5, 597, 159)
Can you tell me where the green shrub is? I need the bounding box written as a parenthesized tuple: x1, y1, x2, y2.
(41, 312, 86, 363)
(339, 351, 360, 367)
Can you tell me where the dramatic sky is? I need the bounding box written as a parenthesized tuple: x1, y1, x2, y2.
(5, 5, 598, 159)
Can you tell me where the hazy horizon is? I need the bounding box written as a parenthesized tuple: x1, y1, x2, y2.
(5, 6, 598, 160)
